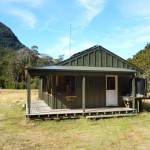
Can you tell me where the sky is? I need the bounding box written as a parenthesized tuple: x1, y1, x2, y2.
(1, 0, 150, 60)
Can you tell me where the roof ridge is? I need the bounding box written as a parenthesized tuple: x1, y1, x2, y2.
(70, 45, 99, 58)
(56, 45, 99, 65)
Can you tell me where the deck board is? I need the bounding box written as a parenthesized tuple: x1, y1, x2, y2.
(26, 100, 137, 118)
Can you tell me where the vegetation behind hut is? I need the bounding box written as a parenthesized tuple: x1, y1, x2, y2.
(0, 22, 63, 89)
(127, 43, 150, 91)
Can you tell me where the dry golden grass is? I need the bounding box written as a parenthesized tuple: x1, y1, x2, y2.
(0, 90, 150, 150)
(0, 89, 38, 104)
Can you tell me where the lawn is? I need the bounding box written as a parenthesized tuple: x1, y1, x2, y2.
(0, 89, 150, 150)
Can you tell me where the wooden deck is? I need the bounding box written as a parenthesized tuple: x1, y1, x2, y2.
(26, 100, 137, 119)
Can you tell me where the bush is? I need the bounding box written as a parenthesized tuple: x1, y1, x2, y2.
(3, 81, 27, 89)
(0, 77, 5, 88)
(31, 78, 39, 89)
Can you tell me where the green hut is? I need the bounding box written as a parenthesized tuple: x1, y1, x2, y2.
(26, 45, 145, 118)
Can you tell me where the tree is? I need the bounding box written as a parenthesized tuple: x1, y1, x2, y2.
(127, 43, 150, 91)
(53, 54, 64, 64)
(38, 56, 53, 66)
(31, 45, 38, 51)
(58, 54, 64, 62)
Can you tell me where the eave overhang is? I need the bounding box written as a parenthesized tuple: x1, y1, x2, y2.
(27, 66, 136, 77)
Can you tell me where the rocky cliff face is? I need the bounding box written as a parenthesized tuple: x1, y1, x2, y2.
(0, 22, 25, 50)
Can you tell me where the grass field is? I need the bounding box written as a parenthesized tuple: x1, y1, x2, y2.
(0, 90, 150, 150)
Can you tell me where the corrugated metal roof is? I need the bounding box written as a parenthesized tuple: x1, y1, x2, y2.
(28, 66, 136, 73)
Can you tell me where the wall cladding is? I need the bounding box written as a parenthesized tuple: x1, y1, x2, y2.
(58, 46, 141, 74)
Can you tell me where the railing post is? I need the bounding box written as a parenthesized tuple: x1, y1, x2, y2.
(38, 77, 42, 100)
(51, 76, 56, 109)
(27, 74, 31, 114)
(132, 77, 135, 109)
(82, 76, 85, 113)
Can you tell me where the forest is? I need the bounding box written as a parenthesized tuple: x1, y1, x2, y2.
(0, 22, 63, 89)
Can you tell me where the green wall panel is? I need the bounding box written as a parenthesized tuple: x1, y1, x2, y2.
(89, 52, 95, 66)
(77, 57, 83, 66)
(83, 55, 89, 66)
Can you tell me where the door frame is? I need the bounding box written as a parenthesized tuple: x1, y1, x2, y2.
(106, 75, 118, 106)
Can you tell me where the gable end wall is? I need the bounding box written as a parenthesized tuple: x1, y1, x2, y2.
(57, 46, 142, 74)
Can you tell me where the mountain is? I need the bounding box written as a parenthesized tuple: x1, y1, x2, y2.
(0, 22, 24, 50)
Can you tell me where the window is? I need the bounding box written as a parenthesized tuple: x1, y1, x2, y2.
(57, 76, 75, 95)
(107, 77, 115, 90)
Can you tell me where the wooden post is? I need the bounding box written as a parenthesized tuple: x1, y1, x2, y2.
(51, 76, 56, 109)
(82, 76, 85, 113)
(38, 78, 42, 100)
(27, 74, 31, 114)
(38, 78, 40, 100)
(137, 99, 139, 113)
(132, 77, 135, 109)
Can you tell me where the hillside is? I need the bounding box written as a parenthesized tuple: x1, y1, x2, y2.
(0, 22, 24, 50)
(0, 22, 63, 89)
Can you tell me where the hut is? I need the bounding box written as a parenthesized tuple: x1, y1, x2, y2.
(26, 45, 146, 119)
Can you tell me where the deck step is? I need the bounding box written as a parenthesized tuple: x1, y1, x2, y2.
(86, 113, 137, 119)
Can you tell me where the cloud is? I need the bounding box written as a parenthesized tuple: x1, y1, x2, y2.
(103, 41, 134, 51)
(0, 0, 39, 28)
(0, 0, 46, 7)
(130, 26, 150, 44)
(99, 24, 150, 59)
(47, 36, 71, 59)
(24, 0, 46, 7)
(114, 25, 150, 40)
(116, 0, 150, 20)
(9, 8, 37, 28)
(75, 0, 106, 27)
(25, 0, 46, 7)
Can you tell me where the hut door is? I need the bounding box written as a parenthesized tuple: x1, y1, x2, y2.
(106, 75, 118, 106)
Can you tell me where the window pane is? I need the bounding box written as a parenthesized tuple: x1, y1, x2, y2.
(107, 77, 115, 90)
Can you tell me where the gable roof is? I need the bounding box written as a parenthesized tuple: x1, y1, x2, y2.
(57, 45, 143, 74)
